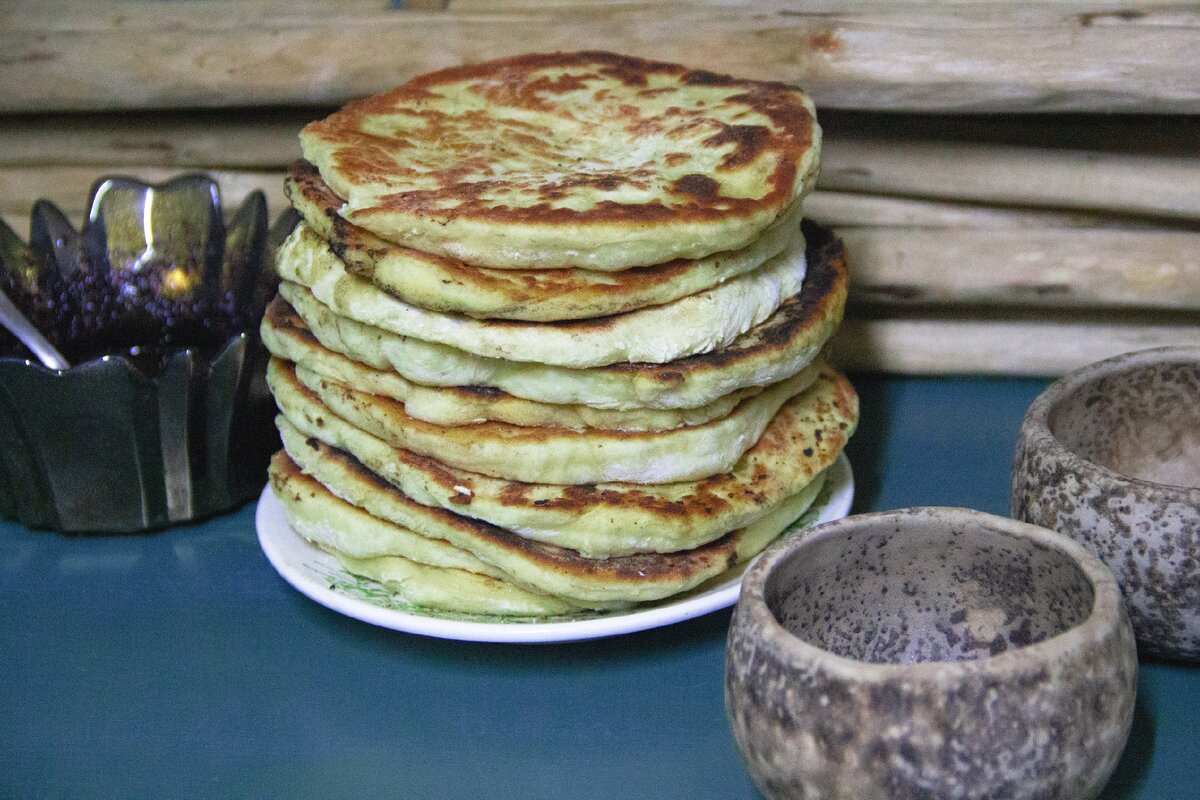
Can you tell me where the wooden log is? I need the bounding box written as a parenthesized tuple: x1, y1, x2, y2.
(0, 115, 1177, 232)
(0, 166, 288, 220)
(803, 192, 1143, 231)
(821, 138, 1200, 221)
(2, 110, 1197, 169)
(3, 111, 1199, 226)
(1, 2, 1197, 113)
(1, 213, 48, 236)
(0, 1, 393, 30)
(839, 227, 1200, 312)
(819, 110, 1200, 158)
(831, 314, 1200, 377)
(0, 111, 309, 169)
(1, 163, 1195, 312)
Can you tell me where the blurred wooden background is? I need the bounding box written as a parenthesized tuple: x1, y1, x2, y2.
(1, 0, 1196, 375)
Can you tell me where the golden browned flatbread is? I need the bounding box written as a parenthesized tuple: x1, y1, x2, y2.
(260, 297, 766, 431)
(273, 221, 848, 411)
(270, 362, 858, 557)
(271, 446, 826, 606)
(286, 160, 801, 322)
(276, 356, 819, 485)
(300, 51, 820, 270)
(275, 221, 807, 369)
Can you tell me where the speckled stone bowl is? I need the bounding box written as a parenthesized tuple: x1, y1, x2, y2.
(725, 508, 1136, 800)
(1013, 346, 1200, 662)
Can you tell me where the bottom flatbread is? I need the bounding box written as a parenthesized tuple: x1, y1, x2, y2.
(270, 447, 827, 610)
(271, 359, 857, 557)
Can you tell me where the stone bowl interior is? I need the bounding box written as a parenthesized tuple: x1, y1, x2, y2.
(1045, 357, 1199, 490)
(764, 517, 1097, 664)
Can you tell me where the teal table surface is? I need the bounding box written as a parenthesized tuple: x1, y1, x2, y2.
(1, 375, 1196, 798)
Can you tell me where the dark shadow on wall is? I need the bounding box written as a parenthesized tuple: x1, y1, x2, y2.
(841, 371, 890, 514)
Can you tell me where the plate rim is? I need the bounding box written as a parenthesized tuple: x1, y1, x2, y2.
(256, 453, 854, 644)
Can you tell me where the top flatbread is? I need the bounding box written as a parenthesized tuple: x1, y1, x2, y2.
(300, 51, 821, 270)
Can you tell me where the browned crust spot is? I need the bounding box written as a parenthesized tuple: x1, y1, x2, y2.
(265, 221, 847, 398)
(303, 51, 814, 228)
(263, 296, 519, 407)
(605, 220, 846, 375)
(271, 444, 743, 581)
(286, 159, 748, 302)
(270, 352, 855, 527)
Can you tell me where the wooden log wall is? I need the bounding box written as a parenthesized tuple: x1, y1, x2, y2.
(1, 0, 1197, 376)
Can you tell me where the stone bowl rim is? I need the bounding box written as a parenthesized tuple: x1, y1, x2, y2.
(1020, 345, 1200, 499)
(735, 506, 1126, 682)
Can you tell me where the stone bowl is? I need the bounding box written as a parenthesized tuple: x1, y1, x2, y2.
(1013, 346, 1200, 661)
(725, 507, 1136, 800)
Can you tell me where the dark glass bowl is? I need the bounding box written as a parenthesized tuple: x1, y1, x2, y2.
(0, 174, 296, 532)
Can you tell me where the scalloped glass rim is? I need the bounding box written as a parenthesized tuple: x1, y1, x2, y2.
(0, 170, 298, 371)
(85, 172, 225, 222)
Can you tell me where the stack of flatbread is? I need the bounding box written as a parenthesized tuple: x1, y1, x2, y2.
(262, 52, 858, 619)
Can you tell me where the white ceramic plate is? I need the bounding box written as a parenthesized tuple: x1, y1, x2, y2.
(256, 453, 853, 643)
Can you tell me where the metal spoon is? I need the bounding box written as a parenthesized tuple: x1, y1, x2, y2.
(0, 287, 70, 370)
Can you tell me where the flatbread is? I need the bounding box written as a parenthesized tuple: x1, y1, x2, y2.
(273, 446, 826, 605)
(270, 452, 508, 580)
(276, 220, 847, 410)
(273, 356, 820, 484)
(271, 454, 590, 617)
(301, 51, 821, 270)
(334, 553, 578, 619)
(261, 298, 764, 431)
(276, 222, 807, 368)
(271, 365, 858, 557)
(287, 159, 801, 322)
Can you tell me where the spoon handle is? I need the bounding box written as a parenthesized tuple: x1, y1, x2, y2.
(0, 289, 71, 370)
